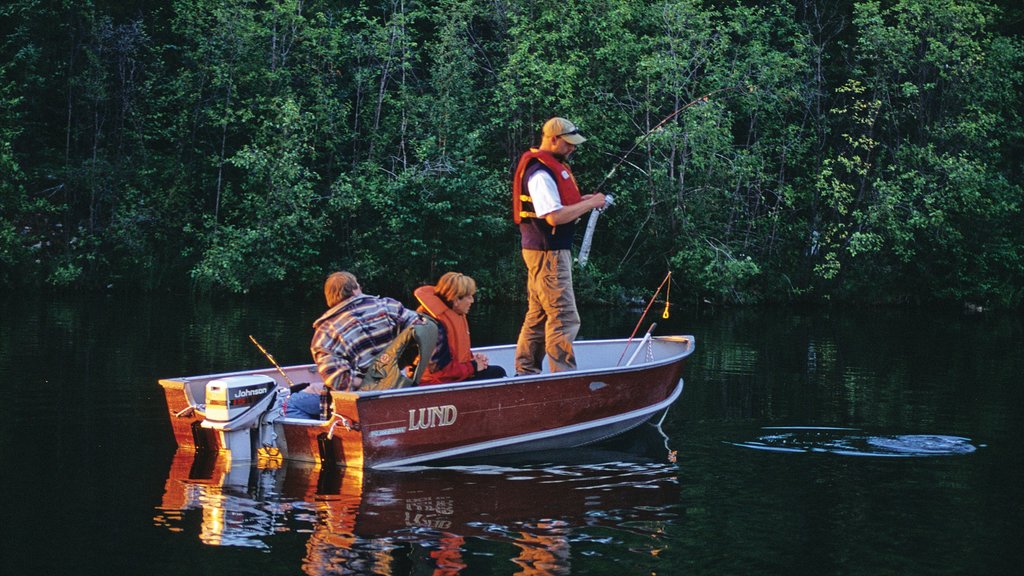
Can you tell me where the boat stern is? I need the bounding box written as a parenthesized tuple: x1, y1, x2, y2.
(160, 377, 216, 451)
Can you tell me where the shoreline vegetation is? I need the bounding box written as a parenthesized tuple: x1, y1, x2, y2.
(2, 1, 1022, 308)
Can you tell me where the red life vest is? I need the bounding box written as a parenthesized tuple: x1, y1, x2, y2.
(513, 148, 582, 224)
(414, 285, 474, 384)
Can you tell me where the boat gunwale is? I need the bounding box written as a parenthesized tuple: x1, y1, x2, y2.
(158, 335, 695, 397)
(356, 335, 694, 399)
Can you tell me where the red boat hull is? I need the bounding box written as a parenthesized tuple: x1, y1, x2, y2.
(160, 336, 694, 469)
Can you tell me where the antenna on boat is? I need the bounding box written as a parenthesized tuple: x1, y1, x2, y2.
(617, 271, 672, 366)
(248, 335, 297, 389)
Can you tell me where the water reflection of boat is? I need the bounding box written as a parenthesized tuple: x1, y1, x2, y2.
(159, 336, 694, 469)
(154, 425, 682, 574)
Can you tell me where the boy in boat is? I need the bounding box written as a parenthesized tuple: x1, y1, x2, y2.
(414, 272, 506, 384)
(287, 271, 420, 417)
(512, 117, 607, 375)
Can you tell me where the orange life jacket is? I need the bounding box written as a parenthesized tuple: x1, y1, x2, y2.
(513, 148, 582, 223)
(414, 285, 472, 372)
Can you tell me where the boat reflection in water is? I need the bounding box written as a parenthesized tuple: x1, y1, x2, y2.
(154, 425, 682, 574)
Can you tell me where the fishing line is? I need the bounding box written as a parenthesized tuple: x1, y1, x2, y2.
(662, 276, 671, 319)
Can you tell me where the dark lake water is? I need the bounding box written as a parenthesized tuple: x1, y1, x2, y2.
(1, 292, 1021, 575)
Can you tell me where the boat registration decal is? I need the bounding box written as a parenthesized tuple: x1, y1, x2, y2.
(409, 404, 458, 431)
(369, 426, 407, 438)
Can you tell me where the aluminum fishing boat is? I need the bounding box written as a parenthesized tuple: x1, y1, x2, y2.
(159, 334, 694, 469)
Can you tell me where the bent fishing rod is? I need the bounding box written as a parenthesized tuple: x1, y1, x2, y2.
(594, 84, 750, 195)
(248, 334, 299, 389)
(577, 85, 750, 267)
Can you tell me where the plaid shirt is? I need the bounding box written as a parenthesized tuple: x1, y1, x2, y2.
(310, 294, 419, 390)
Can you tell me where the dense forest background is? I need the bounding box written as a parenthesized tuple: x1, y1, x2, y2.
(1, 0, 1022, 306)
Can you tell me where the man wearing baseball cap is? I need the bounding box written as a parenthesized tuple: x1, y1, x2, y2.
(511, 117, 608, 374)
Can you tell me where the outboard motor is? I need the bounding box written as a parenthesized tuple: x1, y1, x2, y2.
(201, 375, 280, 460)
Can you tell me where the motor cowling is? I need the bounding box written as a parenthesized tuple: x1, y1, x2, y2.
(201, 375, 280, 460)
(203, 375, 277, 427)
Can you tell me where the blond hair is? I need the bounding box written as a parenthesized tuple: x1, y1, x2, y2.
(435, 272, 476, 306)
(324, 271, 360, 307)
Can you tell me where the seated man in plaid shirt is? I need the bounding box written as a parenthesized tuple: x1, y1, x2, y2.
(286, 271, 420, 417)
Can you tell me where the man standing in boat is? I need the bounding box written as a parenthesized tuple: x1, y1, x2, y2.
(513, 117, 607, 375)
(310, 271, 420, 391)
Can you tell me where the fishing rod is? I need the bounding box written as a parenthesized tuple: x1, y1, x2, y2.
(248, 334, 298, 389)
(594, 85, 749, 195)
(616, 271, 673, 366)
(579, 85, 749, 268)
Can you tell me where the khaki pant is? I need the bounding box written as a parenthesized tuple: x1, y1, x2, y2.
(515, 249, 580, 374)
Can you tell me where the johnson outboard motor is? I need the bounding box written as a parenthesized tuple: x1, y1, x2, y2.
(201, 375, 284, 460)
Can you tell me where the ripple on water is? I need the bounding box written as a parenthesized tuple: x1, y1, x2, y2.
(729, 427, 979, 457)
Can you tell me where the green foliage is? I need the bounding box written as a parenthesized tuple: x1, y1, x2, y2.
(671, 238, 763, 304)
(811, 79, 882, 282)
(0, 0, 1021, 307)
(0, 62, 23, 285)
(189, 94, 327, 292)
(807, 0, 1024, 306)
